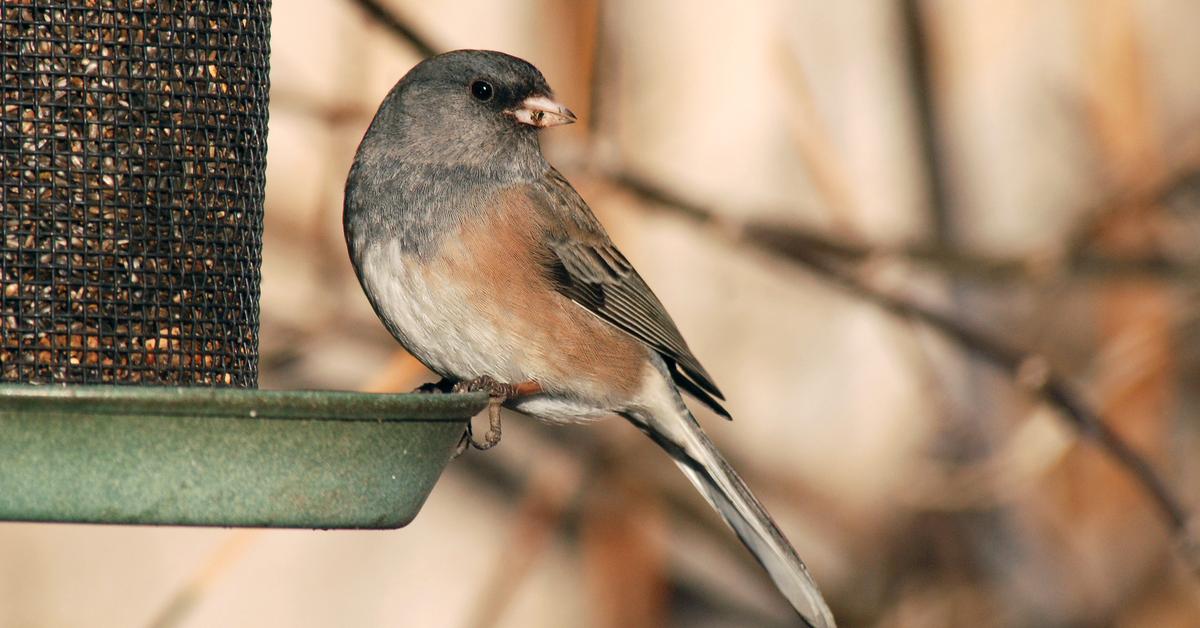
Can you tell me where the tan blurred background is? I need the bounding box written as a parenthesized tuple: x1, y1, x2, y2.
(2, 0, 1200, 626)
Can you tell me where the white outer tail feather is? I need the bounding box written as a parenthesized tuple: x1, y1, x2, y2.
(625, 403, 836, 628)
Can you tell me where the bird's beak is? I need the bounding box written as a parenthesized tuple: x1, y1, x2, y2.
(509, 95, 576, 128)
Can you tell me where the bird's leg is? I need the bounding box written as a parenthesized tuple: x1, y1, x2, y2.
(450, 376, 541, 452)
(453, 375, 513, 451)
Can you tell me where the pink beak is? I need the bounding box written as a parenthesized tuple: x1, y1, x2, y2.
(509, 95, 577, 128)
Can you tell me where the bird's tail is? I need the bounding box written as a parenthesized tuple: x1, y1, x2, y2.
(625, 404, 836, 628)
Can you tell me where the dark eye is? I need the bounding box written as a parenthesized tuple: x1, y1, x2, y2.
(470, 80, 494, 102)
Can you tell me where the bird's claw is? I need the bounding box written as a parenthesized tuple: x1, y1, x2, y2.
(452, 397, 502, 455)
(451, 374, 518, 398)
(450, 375, 539, 456)
(451, 375, 510, 455)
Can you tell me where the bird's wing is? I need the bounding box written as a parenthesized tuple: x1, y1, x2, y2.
(525, 168, 729, 418)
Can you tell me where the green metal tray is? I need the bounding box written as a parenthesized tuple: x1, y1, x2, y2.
(0, 385, 484, 528)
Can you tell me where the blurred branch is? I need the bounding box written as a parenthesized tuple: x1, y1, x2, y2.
(752, 220, 1200, 283)
(603, 166, 1200, 575)
(584, 0, 609, 139)
(1062, 151, 1200, 264)
(900, 0, 954, 243)
(346, 0, 441, 57)
(603, 166, 1200, 283)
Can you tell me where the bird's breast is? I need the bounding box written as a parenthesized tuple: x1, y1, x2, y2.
(355, 236, 518, 382)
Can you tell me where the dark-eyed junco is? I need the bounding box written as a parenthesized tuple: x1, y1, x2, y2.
(344, 50, 835, 627)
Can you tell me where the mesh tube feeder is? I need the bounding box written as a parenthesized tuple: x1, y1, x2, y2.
(0, 1, 477, 527)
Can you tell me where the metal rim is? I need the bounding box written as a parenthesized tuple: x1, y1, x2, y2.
(0, 384, 487, 422)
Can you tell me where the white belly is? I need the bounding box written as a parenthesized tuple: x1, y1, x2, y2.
(357, 239, 524, 383)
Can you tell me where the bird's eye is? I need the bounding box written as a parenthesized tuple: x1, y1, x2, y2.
(470, 80, 494, 102)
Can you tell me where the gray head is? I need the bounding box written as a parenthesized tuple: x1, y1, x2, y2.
(345, 51, 576, 255)
(359, 50, 575, 179)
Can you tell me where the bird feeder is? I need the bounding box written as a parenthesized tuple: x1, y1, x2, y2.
(0, 1, 475, 527)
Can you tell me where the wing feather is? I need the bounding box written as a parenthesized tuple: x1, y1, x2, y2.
(528, 170, 728, 417)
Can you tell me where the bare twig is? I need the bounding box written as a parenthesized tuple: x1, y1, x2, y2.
(900, 0, 954, 243)
(1062, 159, 1200, 266)
(346, 0, 440, 58)
(584, 0, 609, 139)
(604, 168, 1200, 574)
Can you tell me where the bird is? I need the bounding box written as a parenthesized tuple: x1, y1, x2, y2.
(343, 49, 835, 628)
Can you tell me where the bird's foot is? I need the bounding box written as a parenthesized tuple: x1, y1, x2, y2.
(451, 374, 520, 398)
(450, 376, 541, 455)
(453, 375, 512, 452)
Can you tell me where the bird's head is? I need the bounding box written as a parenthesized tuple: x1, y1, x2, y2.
(363, 50, 574, 176)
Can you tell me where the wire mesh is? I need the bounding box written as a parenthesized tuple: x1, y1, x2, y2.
(0, 1, 270, 386)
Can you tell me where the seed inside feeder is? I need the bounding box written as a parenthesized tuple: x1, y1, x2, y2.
(0, 2, 269, 386)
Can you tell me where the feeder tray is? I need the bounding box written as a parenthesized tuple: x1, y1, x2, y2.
(0, 385, 484, 528)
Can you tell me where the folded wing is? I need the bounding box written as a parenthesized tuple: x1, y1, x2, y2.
(527, 169, 730, 419)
